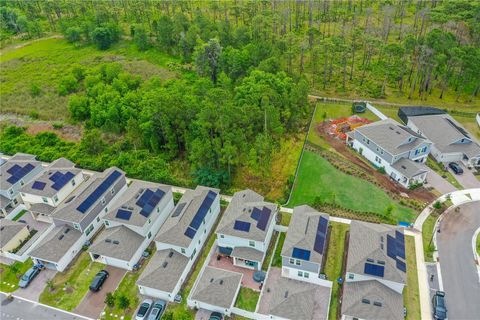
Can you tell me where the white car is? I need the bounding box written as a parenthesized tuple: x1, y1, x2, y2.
(135, 299, 153, 320)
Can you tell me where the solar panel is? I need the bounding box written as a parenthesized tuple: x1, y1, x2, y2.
(292, 247, 311, 261)
(138, 189, 165, 217)
(251, 207, 261, 221)
(256, 207, 271, 231)
(49, 171, 62, 182)
(314, 235, 325, 254)
(386, 234, 397, 259)
(51, 171, 75, 191)
(396, 231, 406, 259)
(364, 263, 385, 277)
(77, 170, 122, 213)
(234, 220, 251, 232)
(189, 190, 217, 230)
(314, 216, 328, 254)
(184, 227, 197, 239)
(396, 259, 406, 272)
(7, 163, 35, 184)
(116, 209, 132, 220)
(319, 216, 328, 234)
(32, 181, 46, 190)
(7, 164, 20, 175)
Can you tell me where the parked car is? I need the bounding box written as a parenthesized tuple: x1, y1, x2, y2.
(448, 162, 463, 175)
(209, 312, 223, 320)
(147, 300, 166, 320)
(432, 291, 447, 320)
(18, 265, 42, 288)
(135, 299, 153, 320)
(89, 270, 109, 292)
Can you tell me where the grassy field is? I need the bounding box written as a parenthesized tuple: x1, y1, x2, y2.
(324, 222, 349, 320)
(0, 259, 33, 293)
(234, 287, 260, 312)
(422, 214, 438, 263)
(289, 151, 415, 222)
(39, 251, 105, 311)
(271, 232, 286, 268)
(404, 236, 421, 320)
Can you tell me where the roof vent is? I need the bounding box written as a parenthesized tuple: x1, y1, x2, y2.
(377, 260, 385, 265)
(396, 131, 401, 135)
(374, 301, 382, 307)
(168, 251, 174, 258)
(113, 240, 120, 245)
(162, 262, 168, 268)
(121, 205, 128, 209)
(362, 299, 370, 304)
(128, 207, 134, 210)
(58, 234, 64, 240)
(401, 165, 407, 170)
(389, 126, 394, 130)
(366, 258, 374, 263)
(105, 239, 112, 243)
(284, 291, 288, 298)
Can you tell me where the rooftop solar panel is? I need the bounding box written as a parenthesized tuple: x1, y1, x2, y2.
(234, 220, 251, 232)
(7, 164, 21, 175)
(7, 163, 35, 184)
(189, 190, 217, 230)
(138, 189, 165, 218)
(49, 171, 62, 182)
(51, 171, 75, 191)
(136, 189, 154, 208)
(292, 247, 311, 261)
(396, 259, 406, 272)
(386, 234, 396, 259)
(314, 235, 325, 254)
(184, 226, 197, 239)
(32, 181, 46, 190)
(314, 216, 328, 254)
(251, 207, 261, 221)
(319, 216, 328, 234)
(77, 170, 122, 213)
(116, 209, 132, 220)
(256, 207, 271, 231)
(364, 263, 385, 277)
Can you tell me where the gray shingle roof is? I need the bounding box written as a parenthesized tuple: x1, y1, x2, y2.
(105, 180, 172, 228)
(353, 119, 427, 155)
(0, 194, 11, 209)
(391, 158, 428, 179)
(21, 158, 81, 197)
(0, 219, 28, 248)
(29, 202, 55, 215)
(231, 246, 264, 262)
(0, 153, 41, 189)
(88, 225, 144, 261)
(281, 205, 329, 265)
(190, 266, 242, 309)
(216, 189, 278, 242)
(155, 186, 219, 248)
(136, 249, 189, 293)
(408, 114, 480, 159)
(346, 221, 406, 284)
(342, 280, 404, 320)
(28, 225, 82, 263)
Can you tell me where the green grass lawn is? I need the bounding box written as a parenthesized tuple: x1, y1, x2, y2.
(271, 232, 286, 268)
(426, 157, 462, 190)
(422, 214, 438, 263)
(404, 236, 421, 320)
(234, 287, 260, 312)
(324, 222, 349, 320)
(279, 212, 292, 226)
(0, 259, 33, 293)
(11, 209, 27, 221)
(39, 251, 105, 311)
(262, 231, 279, 271)
(289, 151, 415, 222)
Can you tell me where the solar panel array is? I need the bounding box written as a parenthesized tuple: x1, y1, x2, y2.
(32, 181, 46, 190)
(292, 247, 311, 261)
(234, 220, 251, 232)
(396, 259, 406, 272)
(50, 171, 75, 191)
(183, 190, 217, 239)
(249, 206, 272, 231)
(364, 262, 385, 277)
(6, 163, 35, 184)
(116, 209, 132, 220)
(314, 216, 328, 254)
(386, 230, 406, 273)
(136, 188, 165, 218)
(77, 170, 122, 213)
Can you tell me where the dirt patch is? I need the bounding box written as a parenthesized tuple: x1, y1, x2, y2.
(315, 122, 436, 204)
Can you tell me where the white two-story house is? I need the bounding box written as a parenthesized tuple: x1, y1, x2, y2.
(137, 186, 220, 301)
(28, 167, 127, 272)
(346, 118, 431, 188)
(341, 221, 407, 320)
(88, 180, 174, 270)
(215, 189, 278, 270)
(0, 153, 42, 216)
(20, 158, 85, 223)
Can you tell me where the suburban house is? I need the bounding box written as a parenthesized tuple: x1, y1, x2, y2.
(215, 189, 278, 270)
(281, 205, 329, 285)
(0, 153, 43, 216)
(88, 180, 174, 270)
(28, 167, 127, 272)
(187, 266, 243, 316)
(0, 219, 30, 254)
(346, 118, 431, 188)
(137, 186, 220, 301)
(341, 221, 407, 320)
(20, 158, 85, 223)
(406, 113, 480, 168)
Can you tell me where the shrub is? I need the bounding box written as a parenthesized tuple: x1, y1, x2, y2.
(29, 110, 39, 119)
(376, 166, 386, 174)
(117, 295, 130, 310)
(65, 27, 82, 43)
(58, 75, 79, 96)
(105, 292, 115, 307)
(30, 83, 42, 97)
(52, 122, 64, 130)
(433, 201, 442, 210)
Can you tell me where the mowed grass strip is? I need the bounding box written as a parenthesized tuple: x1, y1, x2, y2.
(324, 222, 349, 320)
(422, 214, 438, 262)
(39, 251, 105, 311)
(271, 232, 286, 268)
(289, 151, 415, 222)
(404, 236, 421, 320)
(0, 259, 33, 293)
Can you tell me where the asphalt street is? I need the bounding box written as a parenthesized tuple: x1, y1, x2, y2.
(436, 201, 480, 320)
(0, 293, 90, 320)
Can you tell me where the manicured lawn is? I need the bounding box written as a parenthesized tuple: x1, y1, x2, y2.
(39, 251, 105, 311)
(404, 236, 421, 320)
(262, 232, 279, 271)
(234, 287, 260, 312)
(426, 157, 462, 190)
(324, 222, 349, 320)
(422, 214, 438, 263)
(477, 234, 480, 256)
(12, 209, 27, 221)
(0, 259, 33, 292)
(271, 232, 286, 268)
(289, 151, 415, 222)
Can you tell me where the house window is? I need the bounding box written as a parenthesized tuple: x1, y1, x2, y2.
(191, 248, 197, 260)
(348, 273, 354, 280)
(157, 207, 159, 213)
(220, 235, 224, 238)
(105, 221, 110, 226)
(148, 232, 152, 239)
(42, 197, 48, 203)
(181, 248, 186, 254)
(71, 179, 76, 187)
(295, 260, 301, 266)
(85, 224, 94, 236)
(53, 195, 59, 203)
(249, 241, 255, 247)
(20, 180, 24, 186)
(422, 146, 427, 152)
(366, 139, 370, 144)
(8, 189, 13, 195)
(298, 271, 303, 277)
(289, 258, 295, 264)
(148, 219, 151, 224)
(304, 272, 309, 278)
(104, 207, 108, 213)
(111, 188, 115, 195)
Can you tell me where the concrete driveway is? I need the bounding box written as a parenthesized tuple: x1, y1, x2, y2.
(74, 266, 126, 319)
(448, 164, 480, 189)
(423, 166, 457, 194)
(15, 268, 56, 302)
(436, 201, 480, 320)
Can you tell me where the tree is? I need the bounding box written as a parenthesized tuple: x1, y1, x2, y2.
(194, 38, 222, 83)
(65, 27, 82, 43)
(68, 95, 90, 121)
(91, 24, 120, 50)
(117, 295, 130, 310)
(133, 24, 150, 51)
(104, 292, 115, 307)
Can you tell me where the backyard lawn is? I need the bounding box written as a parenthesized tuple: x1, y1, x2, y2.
(271, 232, 286, 268)
(0, 259, 33, 292)
(324, 222, 349, 320)
(404, 236, 421, 320)
(289, 151, 415, 222)
(12, 209, 27, 221)
(234, 287, 260, 312)
(39, 251, 105, 311)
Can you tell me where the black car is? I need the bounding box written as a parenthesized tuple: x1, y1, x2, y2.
(209, 312, 223, 320)
(89, 270, 109, 292)
(448, 162, 463, 175)
(432, 291, 447, 320)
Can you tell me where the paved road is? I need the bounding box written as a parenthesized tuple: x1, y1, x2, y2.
(436, 201, 480, 320)
(0, 293, 89, 320)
